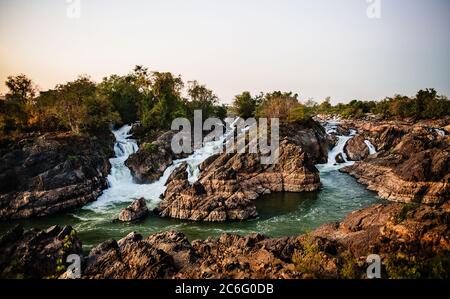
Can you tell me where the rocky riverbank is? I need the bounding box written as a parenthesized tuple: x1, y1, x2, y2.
(1, 116, 448, 279)
(0, 132, 114, 220)
(339, 118, 449, 204)
(1, 199, 448, 279)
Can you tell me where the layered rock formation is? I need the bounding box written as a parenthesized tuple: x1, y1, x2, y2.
(118, 198, 149, 222)
(341, 126, 449, 204)
(157, 140, 322, 222)
(0, 132, 114, 220)
(155, 120, 327, 222)
(0, 225, 82, 279)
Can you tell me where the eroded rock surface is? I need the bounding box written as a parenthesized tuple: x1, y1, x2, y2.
(118, 198, 149, 222)
(125, 130, 188, 183)
(0, 132, 114, 220)
(157, 139, 321, 222)
(341, 127, 449, 204)
(344, 135, 369, 161)
(0, 225, 81, 279)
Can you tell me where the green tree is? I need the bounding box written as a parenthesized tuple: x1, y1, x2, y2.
(51, 76, 119, 133)
(231, 91, 257, 119)
(185, 80, 218, 120)
(98, 74, 140, 125)
(142, 71, 185, 129)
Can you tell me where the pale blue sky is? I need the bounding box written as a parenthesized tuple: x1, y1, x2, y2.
(0, 0, 449, 104)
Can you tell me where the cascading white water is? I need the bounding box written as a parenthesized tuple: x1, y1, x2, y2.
(364, 140, 377, 155)
(316, 121, 355, 172)
(317, 121, 379, 173)
(85, 119, 240, 212)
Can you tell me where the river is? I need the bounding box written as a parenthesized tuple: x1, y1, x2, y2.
(0, 121, 384, 250)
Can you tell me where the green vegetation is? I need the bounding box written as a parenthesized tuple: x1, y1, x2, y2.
(314, 88, 449, 119)
(395, 203, 419, 224)
(2, 67, 448, 137)
(292, 236, 324, 278)
(0, 66, 228, 136)
(143, 142, 157, 154)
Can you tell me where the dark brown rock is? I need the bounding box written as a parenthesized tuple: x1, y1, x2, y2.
(344, 135, 369, 161)
(335, 153, 345, 164)
(0, 132, 114, 220)
(0, 225, 82, 279)
(157, 138, 321, 222)
(341, 130, 449, 204)
(125, 130, 189, 183)
(118, 198, 149, 222)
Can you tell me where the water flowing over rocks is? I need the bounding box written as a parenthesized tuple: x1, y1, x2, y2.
(341, 122, 449, 204)
(0, 132, 114, 220)
(118, 198, 149, 222)
(156, 121, 327, 222)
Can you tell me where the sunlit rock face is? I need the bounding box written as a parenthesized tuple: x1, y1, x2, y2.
(157, 121, 328, 222)
(341, 122, 449, 204)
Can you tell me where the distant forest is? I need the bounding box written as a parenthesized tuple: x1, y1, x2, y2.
(1, 65, 449, 136)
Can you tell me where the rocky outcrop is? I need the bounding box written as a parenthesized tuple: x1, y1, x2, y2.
(157, 137, 322, 222)
(125, 130, 188, 183)
(83, 232, 177, 279)
(0, 225, 82, 279)
(280, 120, 329, 164)
(341, 128, 449, 204)
(118, 198, 149, 222)
(155, 120, 328, 222)
(344, 135, 369, 161)
(0, 132, 114, 220)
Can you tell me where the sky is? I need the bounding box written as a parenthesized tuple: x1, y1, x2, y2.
(0, 0, 449, 104)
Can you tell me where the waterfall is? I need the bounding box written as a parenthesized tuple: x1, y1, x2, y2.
(85, 120, 239, 212)
(317, 121, 355, 172)
(364, 140, 377, 155)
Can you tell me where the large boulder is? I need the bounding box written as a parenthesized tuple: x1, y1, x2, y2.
(118, 198, 149, 222)
(335, 153, 345, 164)
(83, 232, 177, 279)
(0, 132, 114, 220)
(125, 130, 188, 183)
(344, 135, 369, 161)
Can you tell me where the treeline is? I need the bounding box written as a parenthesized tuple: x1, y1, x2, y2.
(2, 68, 448, 136)
(0, 66, 227, 135)
(231, 88, 449, 121)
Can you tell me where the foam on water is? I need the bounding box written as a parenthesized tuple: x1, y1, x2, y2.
(85, 120, 240, 212)
(364, 140, 377, 155)
(316, 121, 355, 172)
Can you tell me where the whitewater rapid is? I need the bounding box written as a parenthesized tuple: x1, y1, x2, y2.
(86, 120, 239, 212)
(316, 121, 377, 173)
